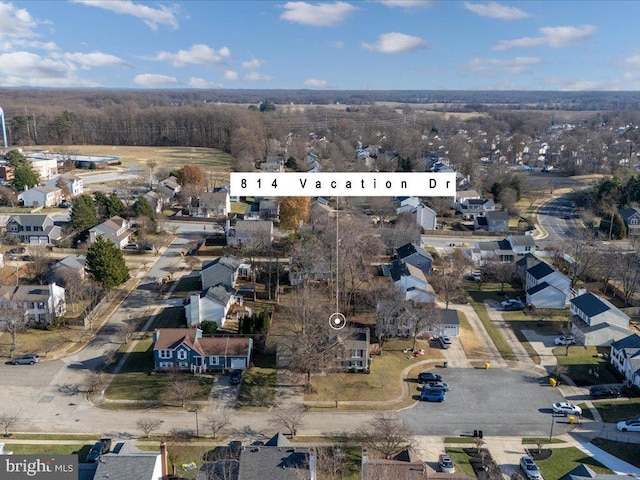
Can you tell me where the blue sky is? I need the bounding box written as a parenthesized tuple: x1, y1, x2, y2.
(1, 0, 640, 90)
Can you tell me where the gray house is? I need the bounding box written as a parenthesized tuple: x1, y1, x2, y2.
(474, 210, 508, 233)
(620, 207, 640, 236)
(610, 333, 640, 389)
(6, 214, 63, 244)
(396, 243, 433, 275)
(570, 291, 631, 346)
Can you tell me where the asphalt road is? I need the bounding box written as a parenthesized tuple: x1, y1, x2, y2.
(399, 368, 574, 437)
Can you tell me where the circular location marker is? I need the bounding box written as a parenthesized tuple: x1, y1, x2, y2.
(328, 312, 346, 330)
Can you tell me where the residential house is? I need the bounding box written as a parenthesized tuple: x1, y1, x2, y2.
(0, 283, 66, 324)
(89, 216, 135, 249)
(237, 433, 316, 480)
(384, 306, 460, 339)
(459, 198, 495, 218)
(0, 164, 14, 184)
(214, 184, 238, 203)
(570, 290, 631, 346)
(289, 257, 331, 286)
(465, 238, 515, 265)
(515, 253, 540, 281)
(47, 172, 83, 197)
(260, 156, 285, 173)
(396, 243, 433, 275)
(79, 441, 164, 480)
(454, 189, 481, 209)
(185, 284, 247, 329)
(412, 204, 437, 230)
(194, 191, 230, 218)
(259, 199, 279, 220)
(506, 234, 536, 255)
(6, 214, 63, 244)
(158, 176, 181, 198)
(226, 220, 274, 248)
(142, 191, 164, 214)
(389, 260, 436, 303)
(200, 256, 249, 290)
(475, 210, 508, 232)
(396, 196, 421, 214)
(610, 333, 640, 389)
(558, 464, 635, 480)
(620, 207, 640, 236)
(362, 448, 473, 480)
(19, 185, 63, 208)
(152, 328, 253, 372)
(434, 309, 461, 337)
(524, 261, 571, 309)
(49, 254, 86, 285)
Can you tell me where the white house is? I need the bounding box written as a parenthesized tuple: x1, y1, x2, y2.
(570, 290, 631, 346)
(19, 185, 63, 207)
(525, 260, 571, 308)
(89, 215, 135, 249)
(389, 260, 435, 303)
(454, 189, 481, 209)
(47, 172, 83, 197)
(412, 204, 437, 230)
(194, 191, 230, 218)
(610, 333, 640, 388)
(226, 220, 274, 248)
(200, 256, 247, 290)
(506, 235, 536, 255)
(6, 214, 63, 244)
(0, 283, 66, 324)
(396, 196, 420, 214)
(185, 284, 247, 329)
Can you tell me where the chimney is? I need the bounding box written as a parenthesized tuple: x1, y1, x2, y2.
(160, 442, 168, 479)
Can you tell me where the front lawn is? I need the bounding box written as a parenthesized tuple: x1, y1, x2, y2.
(466, 287, 516, 361)
(553, 346, 618, 386)
(457, 310, 487, 359)
(237, 366, 278, 409)
(168, 275, 201, 298)
(147, 306, 186, 330)
(591, 439, 640, 468)
(535, 447, 613, 478)
(590, 398, 640, 423)
(4, 444, 93, 462)
(444, 447, 476, 477)
(304, 339, 441, 404)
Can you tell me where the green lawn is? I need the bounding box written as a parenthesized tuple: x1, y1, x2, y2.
(591, 439, 640, 468)
(444, 447, 476, 476)
(168, 276, 201, 298)
(553, 346, 619, 386)
(536, 447, 612, 478)
(4, 444, 93, 462)
(591, 398, 640, 423)
(8, 433, 97, 441)
(148, 306, 186, 329)
(522, 438, 566, 444)
(237, 367, 278, 409)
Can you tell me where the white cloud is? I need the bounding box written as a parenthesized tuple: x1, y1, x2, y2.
(72, 0, 179, 30)
(241, 59, 264, 69)
(153, 44, 231, 67)
(303, 78, 335, 88)
(362, 32, 427, 53)
(623, 50, 640, 68)
(188, 77, 221, 88)
(0, 2, 38, 40)
(280, 1, 356, 26)
(64, 51, 127, 69)
(376, 1, 433, 8)
(224, 70, 239, 81)
(468, 56, 541, 76)
(494, 24, 597, 50)
(244, 71, 274, 82)
(0, 51, 100, 87)
(332, 40, 345, 48)
(133, 73, 179, 87)
(463, 1, 529, 20)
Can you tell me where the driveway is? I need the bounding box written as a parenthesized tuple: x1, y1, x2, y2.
(399, 368, 575, 437)
(521, 330, 558, 373)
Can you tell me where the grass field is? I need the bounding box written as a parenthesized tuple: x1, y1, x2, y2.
(237, 366, 278, 409)
(4, 444, 93, 462)
(590, 398, 640, 423)
(590, 439, 640, 468)
(553, 346, 618, 386)
(444, 447, 476, 476)
(535, 447, 612, 478)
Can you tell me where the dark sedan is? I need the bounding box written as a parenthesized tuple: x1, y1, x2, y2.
(589, 385, 621, 399)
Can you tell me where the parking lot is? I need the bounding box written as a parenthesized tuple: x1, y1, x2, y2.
(399, 368, 576, 436)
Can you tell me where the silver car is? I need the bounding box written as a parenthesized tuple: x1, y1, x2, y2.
(11, 354, 39, 365)
(438, 454, 455, 474)
(520, 456, 541, 479)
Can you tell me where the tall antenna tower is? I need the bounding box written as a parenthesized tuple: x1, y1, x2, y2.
(0, 106, 7, 148)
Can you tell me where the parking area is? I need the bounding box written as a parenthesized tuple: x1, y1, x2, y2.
(399, 368, 576, 436)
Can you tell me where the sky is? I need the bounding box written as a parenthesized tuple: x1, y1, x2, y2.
(1, 0, 640, 91)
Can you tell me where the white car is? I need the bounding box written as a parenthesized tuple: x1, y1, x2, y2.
(617, 420, 640, 432)
(554, 336, 576, 346)
(552, 402, 582, 416)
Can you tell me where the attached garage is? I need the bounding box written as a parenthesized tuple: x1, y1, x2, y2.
(230, 358, 247, 369)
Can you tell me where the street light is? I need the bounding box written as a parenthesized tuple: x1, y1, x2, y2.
(549, 413, 555, 441)
(190, 407, 199, 437)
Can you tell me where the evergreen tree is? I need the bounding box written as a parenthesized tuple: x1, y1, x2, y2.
(70, 193, 99, 233)
(4, 150, 40, 191)
(95, 191, 125, 220)
(86, 237, 130, 289)
(132, 197, 156, 219)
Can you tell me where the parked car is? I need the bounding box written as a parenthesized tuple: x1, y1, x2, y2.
(86, 438, 112, 463)
(589, 385, 621, 399)
(438, 454, 455, 474)
(616, 420, 640, 432)
(552, 402, 582, 416)
(501, 298, 523, 308)
(438, 336, 452, 349)
(554, 335, 576, 346)
(519, 456, 542, 479)
(420, 389, 445, 402)
(421, 381, 449, 392)
(11, 354, 39, 365)
(417, 372, 442, 383)
(229, 369, 243, 385)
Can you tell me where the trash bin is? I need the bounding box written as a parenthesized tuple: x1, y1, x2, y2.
(568, 416, 575, 424)
(485, 362, 490, 370)
(549, 378, 557, 387)
(443, 361, 448, 368)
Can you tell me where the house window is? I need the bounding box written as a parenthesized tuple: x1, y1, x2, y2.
(158, 350, 172, 359)
(631, 218, 638, 225)
(525, 246, 531, 252)
(351, 361, 363, 368)
(177, 350, 187, 360)
(159, 362, 173, 368)
(209, 356, 218, 365)
(179, 361, 189, 368)
(25, 226, 32, 231)
(352, 349, 364, 358)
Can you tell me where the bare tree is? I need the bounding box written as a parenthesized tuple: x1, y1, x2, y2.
(168, 378, 201, 408)
(484, 260, 516, 292)
(404, 301, 436, 352)
(136, 417, 163, 438)
(614, 251, 640, 305)
(0, 411, 20, 437)
(356, 413, 413, 460)
(204, 410, 231, 439)
(60, 269, 84, 313)
(268, 405, 306, 439)
(365, 282, 406, 353)
(85, 369, 104, 395)
(27, 244, 52, 285)
(566, 230, 601, 286)
(1, 308, 25, 357)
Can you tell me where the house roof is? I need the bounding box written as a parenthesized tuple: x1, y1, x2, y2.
(437, 309, 460, 326)
(203, 284, 236, 305)
(397, 243, 432, 262)
(466, 198, 488, 206)
(516, 253, 540, 268)
(570, 291, 615, 317)
(93, 453, 160, 480)
(29, 185, 61, 194)
(238, 442, 315, 480)
(558, 463, 635, 480)
(475, 216, 488, 227)
(611, 333, 640, 350)
(199, 191, 228, 207)
(8, 214, 55, 227)
(153, 328, 251, 357)
(200, 256, 242, 289)
(265, 432, 291, 447)
(0, 284, 54, 302)
(235, 220, 273, 232)
(336, 327, 369, 350)
(619, 207, 640, 222)
(508, 235, 536, 247)
(527, 261, 555, 280)
(486, 210, 509, 221)
(52, 254, 86, 271)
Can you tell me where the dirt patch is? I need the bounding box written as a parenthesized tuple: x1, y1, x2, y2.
(463, 448, 503, 480)
(526, 448, 552, 461)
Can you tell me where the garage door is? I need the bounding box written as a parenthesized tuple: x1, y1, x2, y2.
(230, 359, 246, 369)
